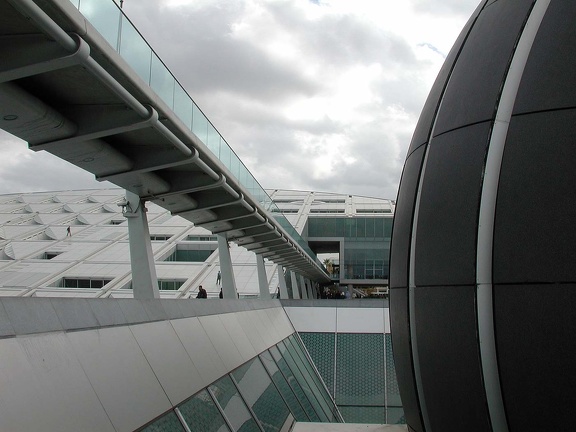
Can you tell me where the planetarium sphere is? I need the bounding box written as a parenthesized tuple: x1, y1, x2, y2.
(389, 1, 576, 431)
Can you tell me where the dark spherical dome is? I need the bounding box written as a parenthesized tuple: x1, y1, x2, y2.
(389, 1, 576, 431)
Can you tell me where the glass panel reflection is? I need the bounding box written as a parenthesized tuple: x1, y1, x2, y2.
(151, 53, 175, 108)
(178, 390, 230, 432)
(232, 358, 290, 432)
(174, 83, 193, 129)
(78, 0, 120, 49)
(269, 345, 320, 421)
(259, 351, 309, 422)
(283, 336, 337, 421)
(209, 376, 260, 432)
(119, 17, 152, 83)
(192, 104, 208, 143)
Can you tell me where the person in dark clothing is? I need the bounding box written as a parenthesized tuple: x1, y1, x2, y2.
(219, 288, 223, 299)
(196, 285, 207, 298)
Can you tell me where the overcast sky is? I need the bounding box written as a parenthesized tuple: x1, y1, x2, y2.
(0, 0, 479, 199)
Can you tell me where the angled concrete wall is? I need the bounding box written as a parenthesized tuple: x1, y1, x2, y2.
(0, 298, 292, 431)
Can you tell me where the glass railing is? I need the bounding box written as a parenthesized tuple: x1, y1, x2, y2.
(69, 0, 323, 269)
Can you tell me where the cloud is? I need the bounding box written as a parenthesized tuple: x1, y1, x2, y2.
(0, 0, 479, 200)
(0, 131, 114, 195)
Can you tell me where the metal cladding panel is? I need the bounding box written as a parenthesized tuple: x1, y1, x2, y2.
(389, 145, 426, 289)
(235, 310, 268, 354)
(432, 0, 535, 136)
(220, 312, 258, 362)
(494, 110, 576, 284)
(415, 122, 491, 287)
(414, 285, 490, 432)
(494, 283, 576, 431)
(129, 320, 204, 406)
(198, 314, 245, 372)
(0, 334, 115, 432)
(67, 326, 172, 432)
(170, 316, 229, 388)
(389, 287, 424, 432)
(407, 0, 488, 154)
(513, 1, 576, 114)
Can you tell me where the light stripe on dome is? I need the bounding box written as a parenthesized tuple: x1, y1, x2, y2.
(476, 1, 551, 431)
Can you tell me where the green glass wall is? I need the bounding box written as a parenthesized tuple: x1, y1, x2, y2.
(136, 334, 341, 431)
(306, 217, 392, 280)
(300, 332, 404, 425)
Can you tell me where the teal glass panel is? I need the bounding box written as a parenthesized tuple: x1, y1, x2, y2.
(139, 411, 184, 432)
(346, 218, 355, 237)
(335, 334, 385, 406)
(375, 219, 384, 237)
(386, 407, 406, 425)
(151, 53, 175, 108)
(356, 219, 366, 237)
(365, 218, 375, 238)
(384, 218, 393, 239)
(276, 341, 329, 422)
(385, 334, 402, 407)
(119, 16, 152, 83)
(206, 124, 220, 156)
(299, 333, 335, 397)
(259, 351, 309, 422)
(284, 336, 337, 421)
(174, 83, 193, 129)
(338, 406, 385, 424)
(78, 0, 120, 49)
(269, 345, 320, 422)
(232, 358, 290, 432)
(209, 376, 259, 432)
(220, 141, 232, 171)
(229, 153, 241, 181)
(334, 219, 345, 236)
(178, 390, 230, 432)
(192, 104, 208, 143)
(239, 165, 251, 191)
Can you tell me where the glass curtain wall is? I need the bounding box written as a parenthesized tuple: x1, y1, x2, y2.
(137, 334, 341, 431)
(307, 217, 392, 281)
(300, 332, 404, 424)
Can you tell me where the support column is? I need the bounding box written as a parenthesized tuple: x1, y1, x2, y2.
(290, 271, 300, 299)
(299, 274, 308, 299)
(278, 266, 289, 299)
(125, 191, 159, 299)
(347, 283, 354, 300)
(218, 234, 238, 299)
(256, 254, 269, 299)
(307, 279, 315, 299)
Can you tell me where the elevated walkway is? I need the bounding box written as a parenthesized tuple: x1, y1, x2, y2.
(0, 0, 328, 282)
